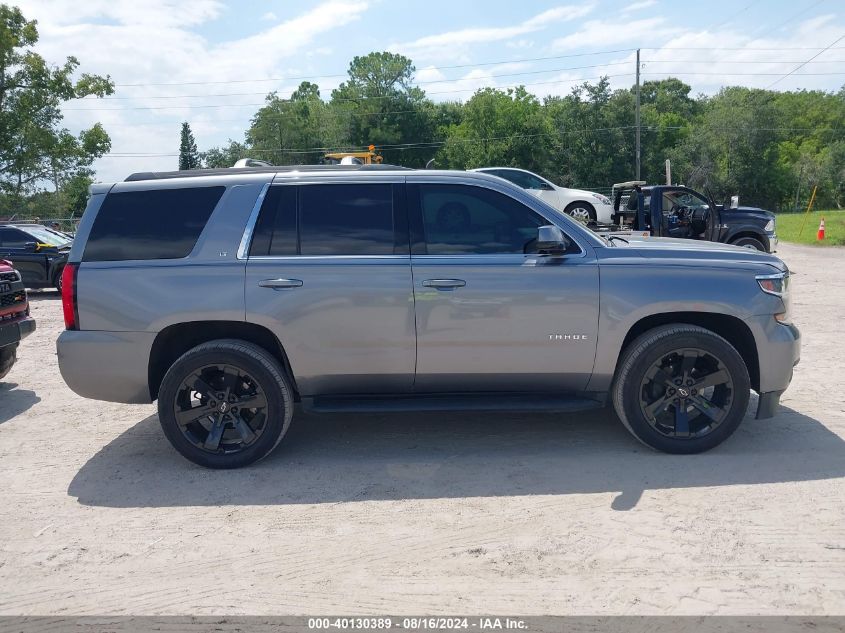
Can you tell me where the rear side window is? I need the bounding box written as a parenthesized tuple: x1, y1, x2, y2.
(299, 184, 393, 255)
(249, 183, 397, 257)
(83, 186, 224, 262)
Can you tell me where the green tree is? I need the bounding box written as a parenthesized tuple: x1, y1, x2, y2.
(247, 82, 340, 165)
(331, 52, 435, 166)
(437, 86, 553, 176)
(200, 139, 248, 168)
(178, 121, 200, 170)
(0, 4, 113, 200)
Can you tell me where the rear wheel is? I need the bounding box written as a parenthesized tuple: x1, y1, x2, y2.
(564, 201, 596, 223)
(732, 236, 766, 251)
(0, 345, 17, 381)
(612, 325, 750, 454)
(157, 339, 293, 468)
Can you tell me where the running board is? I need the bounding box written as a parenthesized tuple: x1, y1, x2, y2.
(301, 393, 606, 414)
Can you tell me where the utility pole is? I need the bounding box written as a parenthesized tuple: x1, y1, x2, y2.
(635, 48, 641, 180)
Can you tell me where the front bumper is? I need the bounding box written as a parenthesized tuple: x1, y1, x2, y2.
(750, 319, 800, 419)
(0, 315, 35, 348)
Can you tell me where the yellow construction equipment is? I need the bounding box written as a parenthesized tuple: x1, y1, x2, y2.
(323, 145, 383, 165)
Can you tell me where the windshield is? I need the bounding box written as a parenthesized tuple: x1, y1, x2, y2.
(23, 226, 72, 247)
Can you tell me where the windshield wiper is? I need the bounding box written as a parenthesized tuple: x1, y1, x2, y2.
(607, 235, 629, 244)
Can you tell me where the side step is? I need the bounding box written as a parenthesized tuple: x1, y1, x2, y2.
(301, 393, 606, 414)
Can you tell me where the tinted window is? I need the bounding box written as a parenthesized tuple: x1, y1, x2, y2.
(418, 184, 547, 255)
(298, 184, 393, 255)
(84, 186, 224, 262)
(496, 169, 546, 190)
(0, 228, 29, 248)
(249, 186, 298, 257)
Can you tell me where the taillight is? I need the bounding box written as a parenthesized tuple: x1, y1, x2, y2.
(61, 263, 79, 330)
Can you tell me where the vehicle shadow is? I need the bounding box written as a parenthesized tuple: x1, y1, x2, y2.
(0, 382, 41, 424)
(26, 289, 60, 301)
(68, 398, 845, 511)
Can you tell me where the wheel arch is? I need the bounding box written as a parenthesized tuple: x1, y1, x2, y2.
(727, 229, 769, 250)
(148, 321, 298, 401)
(618, 312, 760, 392)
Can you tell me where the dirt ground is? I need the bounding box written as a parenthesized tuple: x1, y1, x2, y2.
(0, 241, 843, 616)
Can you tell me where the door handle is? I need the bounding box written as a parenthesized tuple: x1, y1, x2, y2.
(422, 279, 466, 289)
(258, 278, 303, 289)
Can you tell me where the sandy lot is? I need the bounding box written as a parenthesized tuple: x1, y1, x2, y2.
(0, 242, 843, 616)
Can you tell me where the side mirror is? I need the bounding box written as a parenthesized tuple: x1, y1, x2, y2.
(24, 241, 38, 252)
(539, 182, 555, 191)
(537, 225, 570, 255)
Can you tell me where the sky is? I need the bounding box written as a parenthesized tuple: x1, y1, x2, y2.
(14, 0, 845, 182)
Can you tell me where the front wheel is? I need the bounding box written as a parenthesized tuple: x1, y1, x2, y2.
(612, 324, 750, 454)
(157, 339, 293, 468)
(564, 201, 596, 223)
(732, 236, 766, 251)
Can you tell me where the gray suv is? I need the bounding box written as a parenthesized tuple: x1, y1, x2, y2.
(57, 166, 800, 468)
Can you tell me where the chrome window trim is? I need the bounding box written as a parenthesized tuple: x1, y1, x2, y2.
(246, 255, 410, 261)
(236, 182, 270, 260)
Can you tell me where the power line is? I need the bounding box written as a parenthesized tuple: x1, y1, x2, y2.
(109, 48, 639, 88)
(98, 124, 844, 158)
(64, 73, 637, 111)
(767, 32, 845, 87)
(78, 61, 633, 101)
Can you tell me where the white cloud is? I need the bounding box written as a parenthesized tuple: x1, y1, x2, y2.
(551, 16, 673, 50)
(391, 3, 596, 62)
(622, 0, 657, 12)
(586, 13, 845, 94)
(15, 0, 371, 181)
(506, 39, 535, 50)
(261, 11, 278, 22)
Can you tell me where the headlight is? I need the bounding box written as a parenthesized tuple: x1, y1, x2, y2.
(764, 218, 775, 232)
(591, 193, 611, 205)
(757, 271, 792, 324)
(756, 271, 788, 296)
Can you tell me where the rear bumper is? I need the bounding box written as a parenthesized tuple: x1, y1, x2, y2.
(57, 329, 155, 403)
(0, 315, 35, 348)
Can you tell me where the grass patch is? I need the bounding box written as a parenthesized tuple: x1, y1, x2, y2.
(776, 210, 845, 246)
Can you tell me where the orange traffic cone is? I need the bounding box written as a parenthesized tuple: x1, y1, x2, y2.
(817, 217, 826, 241)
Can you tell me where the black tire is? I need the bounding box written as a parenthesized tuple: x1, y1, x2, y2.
(732, 236, 766, 251)
(564, 201, 597, 223)
(612, 324, 750, 454)
(53, 265, 64, 292)
(157, 339, 293, 468)
(0, 345, 17, 381)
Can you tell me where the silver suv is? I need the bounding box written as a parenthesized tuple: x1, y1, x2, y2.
(57, 165, 800, 468)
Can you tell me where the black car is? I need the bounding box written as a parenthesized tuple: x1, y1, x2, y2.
(610, 183, 777, 252)
(0, 224, 72, 290)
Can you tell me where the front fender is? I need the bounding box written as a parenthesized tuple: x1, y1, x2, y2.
(586, 261, 782, 392)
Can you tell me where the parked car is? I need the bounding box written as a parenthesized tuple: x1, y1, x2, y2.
(0, 260, 35, 380)
(612, 182, 778, 252)
(57, 164, 799, 468)
(470, 167, 613, 223)
(0, 223, 71, 290)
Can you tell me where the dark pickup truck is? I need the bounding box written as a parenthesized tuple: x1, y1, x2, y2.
(611, 182, 777, 253)
(0, 260, 35, 380)
(0, 224, 71, 290)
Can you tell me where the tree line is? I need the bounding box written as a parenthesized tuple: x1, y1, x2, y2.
(193, 51, 844, 211)
(0, 0, 841, 219)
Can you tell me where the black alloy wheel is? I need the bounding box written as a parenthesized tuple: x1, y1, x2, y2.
(638, 347, 733, 439)
(174, 363, 268, 454)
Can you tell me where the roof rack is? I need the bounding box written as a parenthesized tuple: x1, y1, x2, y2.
(125, 163, 411, 182)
